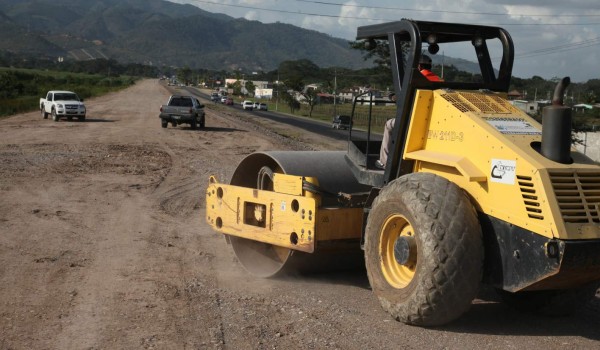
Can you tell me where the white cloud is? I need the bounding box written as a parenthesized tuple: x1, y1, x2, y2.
(298, 1, 380, 39)
(338, 1, 378, 28)
(243, 10, 259, 21)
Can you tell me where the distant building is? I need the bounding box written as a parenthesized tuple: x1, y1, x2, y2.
(224, 78, 270, 96)
(255, 88, 273, 99)
(316, 92, 335, 104)
(508, 90, 524, 100)
(338, 90, 354, 103)
(511, 100, 550, 115)
(224, 79, 269, 88)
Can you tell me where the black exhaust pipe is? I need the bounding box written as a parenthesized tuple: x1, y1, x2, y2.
(541, 77, 572, 164)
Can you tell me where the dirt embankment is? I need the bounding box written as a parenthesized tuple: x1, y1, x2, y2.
(0, 80, 598, 350)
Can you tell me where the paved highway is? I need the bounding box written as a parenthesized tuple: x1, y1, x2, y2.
(180, 85, 382, 143)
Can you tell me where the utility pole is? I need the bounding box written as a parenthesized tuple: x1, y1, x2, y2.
(333, 68, 337, 116)
(275, 73, 279, 112)
(441, 51, 444, 79)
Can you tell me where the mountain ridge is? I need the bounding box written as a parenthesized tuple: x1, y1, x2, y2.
(0, 0, 484, 75)
(0, 0, 367, 71)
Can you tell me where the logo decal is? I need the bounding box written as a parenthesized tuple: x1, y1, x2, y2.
(490, 159, 516, 184)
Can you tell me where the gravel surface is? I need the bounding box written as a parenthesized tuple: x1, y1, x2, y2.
(0, 80, 598, 349)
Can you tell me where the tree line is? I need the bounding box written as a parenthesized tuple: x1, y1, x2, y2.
(0, 52, 160, 78)
(2, 49, 598, 121)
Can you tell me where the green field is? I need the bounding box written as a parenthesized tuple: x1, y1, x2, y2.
(223, 94, 395, 133)
(0, 67, 138, 117)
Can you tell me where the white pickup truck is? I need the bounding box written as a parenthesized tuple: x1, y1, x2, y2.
(39, 90, 86, 122)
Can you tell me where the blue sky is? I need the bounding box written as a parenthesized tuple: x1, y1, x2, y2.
(170, 0, 600, 82)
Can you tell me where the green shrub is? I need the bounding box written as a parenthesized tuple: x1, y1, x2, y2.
(0, 68, 138, 118)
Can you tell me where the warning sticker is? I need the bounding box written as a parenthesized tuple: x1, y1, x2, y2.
(484, 117, 541, 135)
(490, 159, 516, 185)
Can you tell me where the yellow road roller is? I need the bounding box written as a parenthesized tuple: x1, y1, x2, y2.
(206, 19, 600, 326)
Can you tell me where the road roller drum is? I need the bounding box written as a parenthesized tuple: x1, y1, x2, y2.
(206, 151, 370, 277)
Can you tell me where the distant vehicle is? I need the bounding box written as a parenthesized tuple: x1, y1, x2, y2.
(225, 97, 234, 105)
(159, 95, 205, 129)
(253, 102, 261, 109)
(221, 96, 228, 103)
(257, 103, 268, 111)
(242, 101, 254, 110)
(210, 92, 220, 102)
(39, 90, 86, 122)
(331, 115, 352, 130)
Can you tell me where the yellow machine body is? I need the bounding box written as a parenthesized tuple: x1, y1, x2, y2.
(205, 89, 600, 290)
(404, 89, 600, 242)
(207, 90, 600, 253)
(206, 174, 363, 253)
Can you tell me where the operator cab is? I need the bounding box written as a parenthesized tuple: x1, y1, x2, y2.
(345, 19, 514, 188)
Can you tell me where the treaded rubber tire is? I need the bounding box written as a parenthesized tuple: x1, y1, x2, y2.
(364, 172, 483, 326)
(190, 117, 197, 130)
(52, 109, 59, 122)
(161, 119, 168, 128)
(497, 282, 599, 316)
(41, 107, 48, 119)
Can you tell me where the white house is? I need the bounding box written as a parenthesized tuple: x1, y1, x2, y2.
(511, 100, 551, 115)
(255, 88, 273, 99)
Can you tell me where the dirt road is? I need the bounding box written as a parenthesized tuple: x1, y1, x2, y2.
(1, 80, 598, 349)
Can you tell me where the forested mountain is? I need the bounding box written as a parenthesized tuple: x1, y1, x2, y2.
(0, 0, 368, 71)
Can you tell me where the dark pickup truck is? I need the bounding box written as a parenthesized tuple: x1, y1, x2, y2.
(159, 95, 205, 129)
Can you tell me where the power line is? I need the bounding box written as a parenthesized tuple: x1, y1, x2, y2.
(516, 37, 600, 59)
(187, 0, 600, 60)
(185, 0, 390, 20)
(487, 37, 600, 60)
(500, 22, 600, 26)
(519, 37, 600, 55)
(296, 0, 600, 18)
(185, 0, 600, 25)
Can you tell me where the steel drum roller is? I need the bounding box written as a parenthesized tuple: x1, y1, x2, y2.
(228, 151, 370, 277)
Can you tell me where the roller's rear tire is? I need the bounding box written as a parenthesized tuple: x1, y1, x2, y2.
(364, 172, 483, 326)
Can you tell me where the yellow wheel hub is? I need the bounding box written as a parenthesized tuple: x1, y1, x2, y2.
(379, 214, 417, 289)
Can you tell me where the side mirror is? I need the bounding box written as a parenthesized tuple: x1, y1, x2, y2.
(199, 104, 205, 108)
(80, 99, 84, 102)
